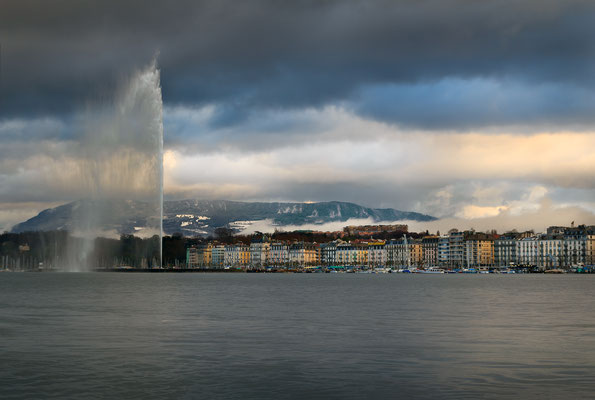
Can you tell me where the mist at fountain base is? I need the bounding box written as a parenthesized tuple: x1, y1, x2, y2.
(0, 230, 161, 272)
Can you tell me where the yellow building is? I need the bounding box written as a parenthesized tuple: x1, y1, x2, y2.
(410, 242, 423, 266)
(480, 240, 495, 266)
(355, 243, 368, 265)
(200, 243, 213, 266)
(586, 234, 595, 266)
(464, 236, 494, 267)
(336, 242, 367, 265)
(289, 242, 319, 266)
(224, 244, 251, 267)
(187, 243, 212, 268)
(305, 244, 318, 265)
(239, 245, 251, 266)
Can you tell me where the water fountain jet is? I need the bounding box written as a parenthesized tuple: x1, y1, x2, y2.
(64, 60, 164, 271)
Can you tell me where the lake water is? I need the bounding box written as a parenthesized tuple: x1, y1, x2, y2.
(1, 273, 595, 399)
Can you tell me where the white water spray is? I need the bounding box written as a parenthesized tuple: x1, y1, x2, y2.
(65, 60, 164, 270)
(158, 66, 164, 269)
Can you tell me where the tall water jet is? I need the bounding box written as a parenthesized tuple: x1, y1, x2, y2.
(159, 78, 164, 269)
(62, 60, 164, 271)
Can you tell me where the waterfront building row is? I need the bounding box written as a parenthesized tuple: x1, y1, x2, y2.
(186, 226, 595, 269)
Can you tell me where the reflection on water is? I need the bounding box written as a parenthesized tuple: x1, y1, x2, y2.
(1, 274, 594, 399)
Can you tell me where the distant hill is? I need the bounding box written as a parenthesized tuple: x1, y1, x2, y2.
(11, 199, 437, 237)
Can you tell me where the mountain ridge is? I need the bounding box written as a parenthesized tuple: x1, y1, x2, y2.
(11, 199, 437, 237)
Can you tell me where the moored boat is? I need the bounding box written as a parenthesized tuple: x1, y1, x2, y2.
(419, 267, 445, 274)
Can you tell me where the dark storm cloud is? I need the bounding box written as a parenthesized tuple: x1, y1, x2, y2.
(2, 0, 595, 129)
(354, 79, 595, 130)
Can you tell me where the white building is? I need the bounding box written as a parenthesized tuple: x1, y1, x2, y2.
(448, 231, 464, 269)
(211, 245, 226, 268)
(270, 243, 289, 266)
(538, 238, 563, 268)
(494, 235, 517, 267)
(321, 241, 338, 265)
(438, 235, 449, 266)
(336, 242, 356, 265)
(562, 236, 587, 267)
(250, 236, 271, 268)
(367, 242, 386, 267)
(516, 237, 539, 266)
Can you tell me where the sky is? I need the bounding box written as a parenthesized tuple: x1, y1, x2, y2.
(1, 0, 594, 233)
